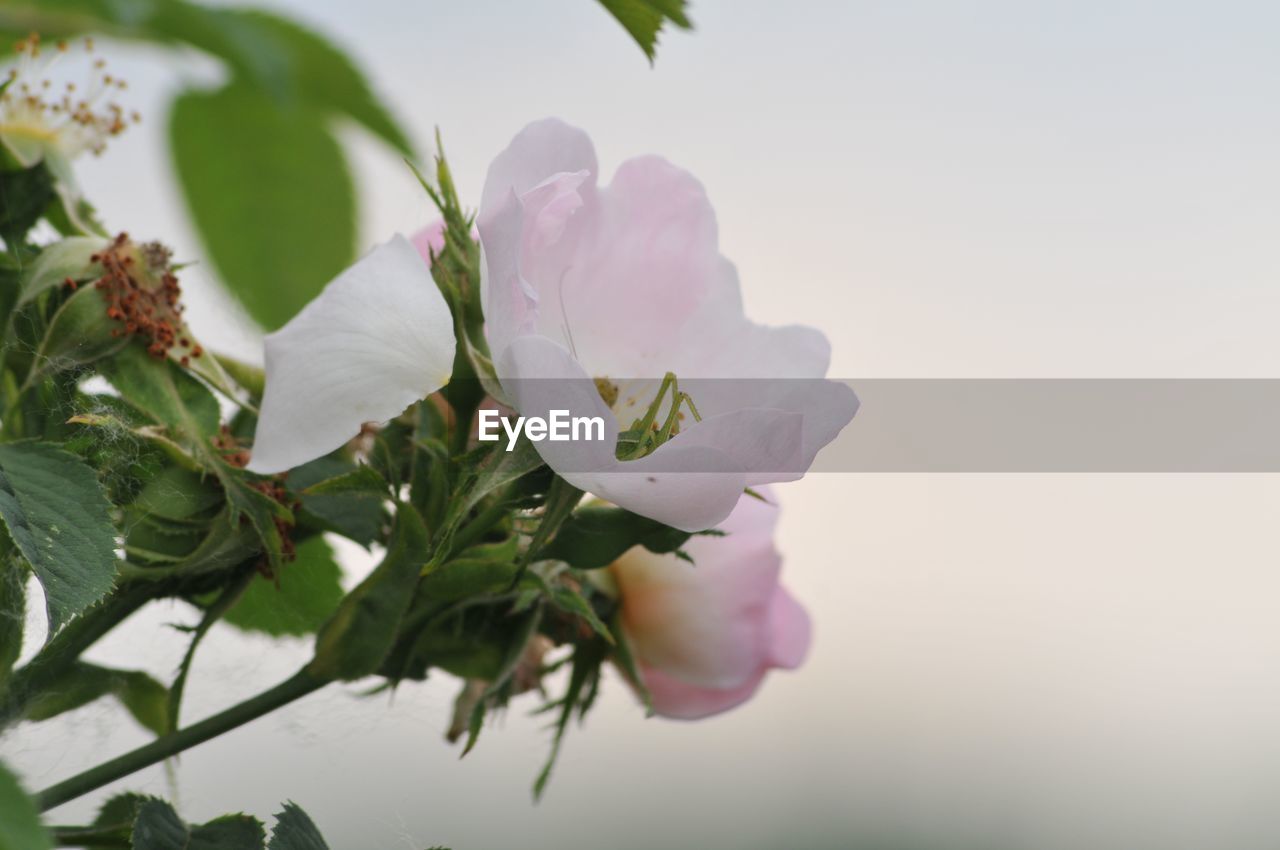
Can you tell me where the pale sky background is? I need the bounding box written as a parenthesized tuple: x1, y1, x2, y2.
(6, 2, 1280, 848)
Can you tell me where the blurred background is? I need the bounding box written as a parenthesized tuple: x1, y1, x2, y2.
(6, 1, 1280, 847)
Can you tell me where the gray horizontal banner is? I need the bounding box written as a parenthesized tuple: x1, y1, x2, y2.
(829, 379, 1280, 472)
(459, 379, 1280, 473)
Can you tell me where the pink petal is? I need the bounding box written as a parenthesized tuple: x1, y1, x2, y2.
(618, 545, 775, 689)
(651, 408, 805, 478)
(495, 334, 750, 533)
(615, 495, 786, 687)
(578, 453, 747, 533)
(768, 586, 812, 670)
(553, 156, 722, 378)
(479, 193, 540, 357)
(493, 334, 618, 470)
(614, 489, 813, 719)
(640, 665, 769, 721)
(479, 118, 598, 216)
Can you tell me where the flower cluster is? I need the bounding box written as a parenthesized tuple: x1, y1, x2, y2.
(0, 12, 858, 838)
(250, 119, 857, 720)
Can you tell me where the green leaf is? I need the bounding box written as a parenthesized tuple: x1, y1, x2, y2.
(0, 1, 410, 151)
(130, 800, 188, 850)
(132, 799, 265, 850)
(0, 441, 116, 632)
(29, 284, 128, 381)
(94, 792, 154, 828)
(124, 507, 251, 578)
(462, 437, 545, 514)
(546, 583, 613, 645)
(222, 477, 292, 574)
(101, 342, 219, 439)
(609, 611, 652, 713)
(267, 802, 329, 850)
(24, 661, 170, 736)
(536, 505, 691, 569)
(0, 162, 55, 245)
(17, 235, 104, 305)
(223, 537, 344, 637)
(131, 465, 223, 523)
(186, 816, 266, 850)
(112, 668, 171, 737)
(0, 563, 23, 692)
(170, 84, 355, 330)
(389, 627, 506, 683)
(66, 409, 198, 476)
(418, 556, 519, 603)
(595, 0, 692, 62)
(0, 760, 50, 850)
(290, 456, 385, 548)
(308, 504, 428, 681)
(103, 343, 292, 570)
(519, 477, 584, 574)
(533, 639, 606, 800)
(462, 604, 543, 756)
(210, 10, 412, 155)
(299, 465, 387, 499)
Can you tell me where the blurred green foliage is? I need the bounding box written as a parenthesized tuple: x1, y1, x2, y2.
(596, 0, 692, 62)
(0, 0, 405, 330)
(0, 0, 691, 329)
(0, 760, 50, 850)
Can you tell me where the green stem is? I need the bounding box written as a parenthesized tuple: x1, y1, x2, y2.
(49, 824, 131, 848)
(449, 402, 475, 456)
(511, 477, 583, 589)
(167, 571, 254, 733)
(36, 667, 328, 812)
(447, 498, 511, 557)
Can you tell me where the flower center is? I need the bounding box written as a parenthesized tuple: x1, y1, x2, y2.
(0, 34, 138, 162)
(593, 376, 619, 408)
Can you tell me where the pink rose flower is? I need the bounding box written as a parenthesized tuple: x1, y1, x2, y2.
(612, 488, 811, 719)
(478, 119, 858, 532)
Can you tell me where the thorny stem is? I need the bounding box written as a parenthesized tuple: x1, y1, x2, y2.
(36, 667, 328, 812)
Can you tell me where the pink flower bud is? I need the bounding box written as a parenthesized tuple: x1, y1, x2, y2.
(612, 488, 811, 719)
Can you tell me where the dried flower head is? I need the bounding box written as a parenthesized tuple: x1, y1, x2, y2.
(89, 233, 195, 360)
